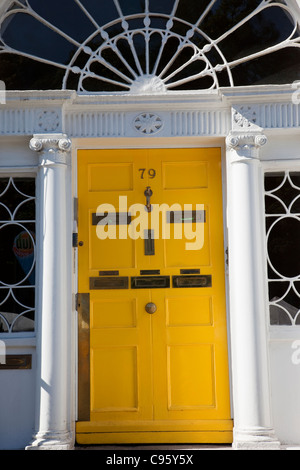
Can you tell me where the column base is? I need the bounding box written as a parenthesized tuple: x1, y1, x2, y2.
(233, 427, 281, 450)
(26, 431, 74, 450)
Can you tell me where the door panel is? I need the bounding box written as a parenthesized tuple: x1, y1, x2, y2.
(90, 289, 153, 422)
(148, 150, 212, 268)
(151, 288, 230, 422)
(76, 148, 232, 444)
(162, 161, 208, 190)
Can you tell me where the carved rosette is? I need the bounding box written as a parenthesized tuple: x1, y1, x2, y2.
(37, 110, 61, 133)
(232, 106, 259, 130)
(133, 113, 163, 135)
(29, 134, 72, 166)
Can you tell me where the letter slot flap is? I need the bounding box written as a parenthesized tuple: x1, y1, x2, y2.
(90, 277, 129, 290)
(172, 275, 212, 288)
(131, 276, 170, 289)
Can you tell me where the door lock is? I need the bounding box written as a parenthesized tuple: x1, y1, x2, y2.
(144, 186, 153, 212)
(145, 302, 157, 314)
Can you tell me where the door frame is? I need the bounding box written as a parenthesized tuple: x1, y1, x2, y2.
(73, 137, 233, 441)
(0, 85, 287, 449)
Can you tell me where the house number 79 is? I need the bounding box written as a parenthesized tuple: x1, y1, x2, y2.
(139, 168, 156, 179)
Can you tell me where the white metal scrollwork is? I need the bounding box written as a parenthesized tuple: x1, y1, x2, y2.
(0, 0, 299, 93)
(0, 177, 36, 334)
(265, 172, 300, 326)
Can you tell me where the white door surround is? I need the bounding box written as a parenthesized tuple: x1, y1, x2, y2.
(1, 0, 300, 451)
(0, 85, 299, 449)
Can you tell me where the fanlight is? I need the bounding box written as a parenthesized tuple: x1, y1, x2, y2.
(0, 0, 299, 93)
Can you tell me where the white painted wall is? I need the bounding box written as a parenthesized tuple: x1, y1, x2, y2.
(0, 341, 36, 450)
(269, 334, 300, 446)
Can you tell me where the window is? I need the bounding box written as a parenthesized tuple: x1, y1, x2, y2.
(0, 0, 299, 93)
(0, 177, 36, 334)
(265, 172, 300, 326)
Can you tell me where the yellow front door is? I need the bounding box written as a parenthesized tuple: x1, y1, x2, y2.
(76, 148, 232, 444)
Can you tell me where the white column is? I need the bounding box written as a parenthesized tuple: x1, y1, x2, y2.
(226, 132, 280, 449)
(27, 134, 73, 450)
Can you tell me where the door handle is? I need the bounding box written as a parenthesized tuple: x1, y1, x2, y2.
(144, 186, 153, 212)
(145, 302, 157, 314)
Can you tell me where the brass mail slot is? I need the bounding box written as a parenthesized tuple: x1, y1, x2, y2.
(92, 212, 132, 225)
(0, 354, 32, 370)
(180, 269, 200, 274)
(167, 210, 206, 224)
(172, 275, 212, 288)
(140, 269, 160, 275)
(90, 277, 129, 290)
(131, 276, 170, 289)
(99, 270, 119, 276)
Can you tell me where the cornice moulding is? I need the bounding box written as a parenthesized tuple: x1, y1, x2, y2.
(0, 86, 299, 138)
(0, 85, 296, 110)
(220, 84, 297, 104)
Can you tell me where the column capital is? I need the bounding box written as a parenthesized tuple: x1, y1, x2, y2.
(29, 134, 72, 165)
(226, 132, 268, 159)
(226, 132, 268, 151)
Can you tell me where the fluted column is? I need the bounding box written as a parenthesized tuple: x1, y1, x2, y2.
(226, 132, 280, 449)
(27, 134, 73, 450)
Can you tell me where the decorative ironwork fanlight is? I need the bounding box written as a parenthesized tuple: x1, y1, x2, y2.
(0, 0, 299, 92)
